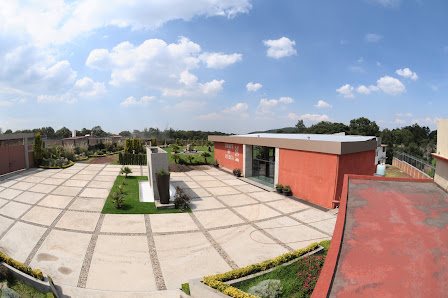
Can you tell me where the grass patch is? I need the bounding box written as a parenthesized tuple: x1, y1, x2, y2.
(101, 176, 190, 214)
(162, 146, 214, 164)
(234, 240, 330, 298)
(0, 276, 48, 298)
(181, 283, 190, 295)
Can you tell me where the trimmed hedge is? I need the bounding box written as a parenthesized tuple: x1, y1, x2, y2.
(39, 160, 74, 169)
(0, 251, 44, 281)
(203, 242, 319, 298)
(119, 153, 147, 165)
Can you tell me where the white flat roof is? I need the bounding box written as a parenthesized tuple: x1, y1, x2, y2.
(236, 133, 375, 143)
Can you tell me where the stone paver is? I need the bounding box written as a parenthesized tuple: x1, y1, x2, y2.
(86, 235, 156, 291)
(0, 166, 337, 295)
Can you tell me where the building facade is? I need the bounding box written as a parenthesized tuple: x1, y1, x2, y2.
(432, 119, 448, 190)
(209, 134, 377, 209)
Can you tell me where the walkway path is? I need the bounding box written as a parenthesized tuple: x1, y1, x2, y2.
(0, 164, 336, 296)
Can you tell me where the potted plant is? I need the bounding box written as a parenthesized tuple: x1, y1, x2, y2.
(233, 168, 242, 177)
(156, 169, 171, 204)
(282, 185, 292, 196)
(214, 159, 219, 168)
(275, 184, 283, 194)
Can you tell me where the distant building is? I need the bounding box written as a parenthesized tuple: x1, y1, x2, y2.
(375, 137, 387, 165)
(209, 133, 377, 209)
(432, 119, 448, 190)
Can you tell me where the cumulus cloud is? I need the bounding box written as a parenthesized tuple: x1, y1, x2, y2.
(37, 94, 78, 104)
(356, 85, 379, 95)
(336, 84, 355, 98)
(200, 53, 242, 69)
(395, 68, 418, 80)
(86, 37, 228, 98)
(0, 1, 253, 46)
(246, 82, 262, 92)
(223, 103, 248, 113)
(377, 76, 406, 95)
(315, 100, 332, 109)
(288, 113, 329, 123)
(196, 112, 222, 120)
(256, 97, 294, 114)
(365, 33, 383, 43)
(263, 37, 297, 59)
(120, 95, 155, 107)
(73, 77, 106, 97)
(393, 118, 406, 125)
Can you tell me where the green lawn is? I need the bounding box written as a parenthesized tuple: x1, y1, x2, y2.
(0, 276, 48, 298)
(235, 240, 331, 298)
(101, 176, 190, 214)
(162, 146, 214, 164)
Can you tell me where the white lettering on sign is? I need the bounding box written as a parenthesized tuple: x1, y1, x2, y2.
(224, 143, 241, 163)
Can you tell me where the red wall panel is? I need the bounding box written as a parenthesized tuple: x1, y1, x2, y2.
(214, 142, 243, 171)
(279, 149, 338, 209)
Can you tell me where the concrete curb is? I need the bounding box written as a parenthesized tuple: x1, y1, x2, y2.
(1, 262, 60, 297)
(189, 245, 324, 298)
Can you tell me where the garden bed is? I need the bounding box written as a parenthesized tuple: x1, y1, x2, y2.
(163, 146, 214, 164)
(101, 176, 191, 214)
(39, 160, 74, 169)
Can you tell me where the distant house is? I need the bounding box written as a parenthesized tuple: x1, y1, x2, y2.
(375, 137, 387, 165)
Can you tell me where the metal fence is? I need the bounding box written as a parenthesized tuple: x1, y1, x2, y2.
(394, 151, 435, 178)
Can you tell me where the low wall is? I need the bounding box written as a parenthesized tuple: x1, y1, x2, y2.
(392, 157, 431, 179)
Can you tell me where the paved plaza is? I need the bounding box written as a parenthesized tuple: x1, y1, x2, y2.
(0, 163, 336, 295)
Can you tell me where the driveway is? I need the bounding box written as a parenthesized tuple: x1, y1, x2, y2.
(0, 163, 336, 295)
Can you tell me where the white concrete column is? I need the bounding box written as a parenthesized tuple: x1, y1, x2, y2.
(24, 137, 30, 169)
(274, 148, 280, 185)
(244, 145, 252, 177)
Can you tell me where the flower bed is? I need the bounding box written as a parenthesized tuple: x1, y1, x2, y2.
(202, 242, 320, 298)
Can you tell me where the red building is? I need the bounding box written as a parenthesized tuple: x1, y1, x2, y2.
(209, 134, 377, 209)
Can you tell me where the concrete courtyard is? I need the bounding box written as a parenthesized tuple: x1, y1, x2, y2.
(0, 163, 336, 296)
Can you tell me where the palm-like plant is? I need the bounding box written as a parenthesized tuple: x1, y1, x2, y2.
(187, 155, 195, 164)
(120, 166, 132, 178)
(111, 191, 125, 209)
(172, 154, 180, 164)
(171, 144, 180, 153)
(201, 152, 211, 164)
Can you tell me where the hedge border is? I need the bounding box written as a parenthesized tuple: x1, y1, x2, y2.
(202, 242, 319, 298)
(38, 160, 74, 170)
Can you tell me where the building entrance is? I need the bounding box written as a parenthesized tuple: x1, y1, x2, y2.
(250, 146, 275, 186)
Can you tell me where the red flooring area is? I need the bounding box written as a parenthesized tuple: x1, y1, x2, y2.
(313, 176, 448, 297)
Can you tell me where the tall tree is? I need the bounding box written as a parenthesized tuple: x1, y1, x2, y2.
(295, 120, 307, 133)
(91, 125, 108, 137)
(119, 131, 132, 137)
(308, 121, 349, 134)
(349, 117, 379, 136)
(56, 127, 72, 138)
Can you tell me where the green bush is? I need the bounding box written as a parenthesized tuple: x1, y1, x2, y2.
(247, 280, 282, 298)
(119, 153, 147, 165)
(174, 186, 191, 211)
(34, 133, 44, 166)
(181, 283, 190, 295)
(151, 138, 157, 146)
(0, 251, 44, 281)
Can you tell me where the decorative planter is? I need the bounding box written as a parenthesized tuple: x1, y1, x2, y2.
(156, 173, 171, 204)
(275, 188, 283, 194)
(282, 190, 292, 196)
(214, 164, 219, 168)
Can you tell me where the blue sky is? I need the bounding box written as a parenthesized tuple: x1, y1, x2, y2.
(0, 0, 447, 134)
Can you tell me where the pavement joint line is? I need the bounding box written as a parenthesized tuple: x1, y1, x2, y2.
(188, 212, 239, 270)
(77, 213, 105, 287)
(144, 214, 167, 291)
(24, 165, 106, 267)
(0, 169, 75, 242)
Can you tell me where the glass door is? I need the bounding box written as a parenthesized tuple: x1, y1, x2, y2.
(251, 146, 275, 186)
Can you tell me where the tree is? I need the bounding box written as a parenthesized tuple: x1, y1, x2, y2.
(172, 154, 180, 164)
(171, 144, 180, 153)
(201, 152, 211, 164)
(92, 125, 107, 137)
(307, 121, 349, 134)
(295, 120, 307, 133)
(187, 155, 195, 164)
(41, 127, 56, 139)
(111, 191, 125, 209)
(119, 131, 132, 137)
(349, 117, 379, 136)
(34, 133, 44, 166)
(56, 127, 71, 139)
(4, 129, 12, 134)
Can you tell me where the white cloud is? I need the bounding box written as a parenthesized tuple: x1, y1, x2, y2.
(86, 37, 227, 98)
(396, 113, 413, 117)
(200, 53, 242, 69)
(256, 97, 294, 114)
(288, 113, 329, 123)
(0, 1, 252, 46)
(223, 103, 248, 113)
(393, 118, 406, 125)
(412, 117, 442, 125)
(336, 84, 355, 98)
(197, 112, 222, 120)
(263, 37, 297, 59)
(120, 95, 155, 107)
(365, 33, 383, 43)
(356, 85, 379, 94)
(377, 76, 406, 95)
(73, 77, 106, 97)
(395, 68, 418, 81)
(246, 82, 262, 92)
(315, 100, 332, 109)
(37, 94, 78, 104)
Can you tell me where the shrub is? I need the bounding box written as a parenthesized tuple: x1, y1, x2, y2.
(283, 185, 291, 192)
(124, 138, 133, 153)
(120, 166, 132, 178)
(187, 155, 195, 164)
(156, 169, 169, 176)
(34, 133, 44, 166)
(151, 138, 157, 146)
(181, 283, 190, 295)
(63, 143, 75, 161)
(104, 139, 113, 151)
(233, 168, 242, 176)
(296, 255, 325, 296)
(247, 279, 282, 298)
(110, 192, 125, 209)
(171, 144, 180, 153)
(275, 184, 283, 189)
(172, 154, 180, 163)
(0, 251, 44, 281)
(174, 186, 191, 211)
(0, 264, 11, 280)
(201, 152, 211, 164)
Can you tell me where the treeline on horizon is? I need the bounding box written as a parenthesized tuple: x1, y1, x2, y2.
(269, 117, 437, 164)
(0, 126, 229, 143)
